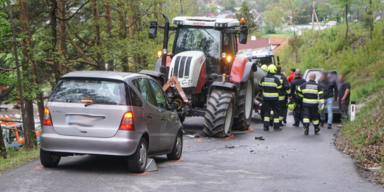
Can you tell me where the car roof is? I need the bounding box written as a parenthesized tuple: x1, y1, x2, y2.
(61, 71, 146, 81)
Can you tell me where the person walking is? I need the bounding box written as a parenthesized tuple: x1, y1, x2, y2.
(287, 68, 296, 84)
(259, 65, 282, 131)
(275, 66, 291, 126)
(290, 70, 306, 127)
(338, 74, 350, 123)
(297, 73, 324, 135)
(318, 72, 338, 129)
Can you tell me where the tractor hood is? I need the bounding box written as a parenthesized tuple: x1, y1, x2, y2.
(169, 51, 206, 89)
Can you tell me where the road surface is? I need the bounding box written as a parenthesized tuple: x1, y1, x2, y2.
(0, 114, 382, 192)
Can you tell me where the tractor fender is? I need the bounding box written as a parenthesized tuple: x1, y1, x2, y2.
(229, 56, 256, 83)
(139, 70, 167, 86)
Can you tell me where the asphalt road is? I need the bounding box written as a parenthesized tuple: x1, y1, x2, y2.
(0, 114, 383, 192)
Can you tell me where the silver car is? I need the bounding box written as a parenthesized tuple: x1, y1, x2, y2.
(40, 71, 183, 173)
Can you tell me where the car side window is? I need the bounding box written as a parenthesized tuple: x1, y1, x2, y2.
(148, 79, 167, 109)
(129, 86, 142, 107)
(132, 79, 155, 106)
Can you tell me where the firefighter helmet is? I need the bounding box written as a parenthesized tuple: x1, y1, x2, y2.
(287, 101, 296, 111)
(261, 64, 268, 72)
(268, 65, 277, 74)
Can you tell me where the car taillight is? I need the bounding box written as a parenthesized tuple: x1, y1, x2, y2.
(119, 112, 135, 131)
(43, 107, 53, 126)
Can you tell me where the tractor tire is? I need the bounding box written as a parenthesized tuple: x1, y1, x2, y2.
(203, 88, 235, 137)
(233, 73, 254, 131)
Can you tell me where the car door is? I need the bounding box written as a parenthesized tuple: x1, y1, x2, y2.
(132, 78, 162, 152)
(147, 79, 179, 151)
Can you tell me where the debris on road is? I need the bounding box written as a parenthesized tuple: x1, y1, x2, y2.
(225, 145, 235, 149)
(255, 136, 265, 141)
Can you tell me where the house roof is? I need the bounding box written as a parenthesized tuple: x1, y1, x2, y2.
(237, 37, 270, 50)
(269, 37, 287, 45)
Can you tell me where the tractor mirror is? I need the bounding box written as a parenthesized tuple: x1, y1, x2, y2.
(149, 21, 158, 39)
(239, 25, 248, 44)
(277, 56, 280, 65)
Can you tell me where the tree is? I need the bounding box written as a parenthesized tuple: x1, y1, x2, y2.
(236, 1, 258, 34)
(263, 5, 285, 33)
(332, 0, 354, 41)
(280, 0, 300, 64)
(0, 0, 8, 159)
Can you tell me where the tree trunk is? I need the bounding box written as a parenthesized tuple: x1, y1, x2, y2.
(117, 0, 128, 72)
(0, 126, 6, 159)
(292, 10, 298, 64)
(345, 4, 349, 42)
(105, 0, 114, 71)
(17, 0, 37, 148)
(50, 0, 60, 84)
(58, 0, 68, 73)
(369, 0, 373, 39)
(91, 0, 103, 70)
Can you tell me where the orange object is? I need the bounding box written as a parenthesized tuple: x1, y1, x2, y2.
(240, 18, 246, 24)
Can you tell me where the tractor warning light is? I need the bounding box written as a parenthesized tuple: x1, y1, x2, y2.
(240, 18, 246, 24)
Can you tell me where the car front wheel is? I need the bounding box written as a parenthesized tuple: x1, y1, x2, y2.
(167, 131, 183, 160)
(127, 138, 148, 173)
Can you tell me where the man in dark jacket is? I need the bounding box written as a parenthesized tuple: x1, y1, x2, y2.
(290, 70, 306, 127)
(275, 66, 291, 126)
(338, 74, 350, 122)
(259, 65, 282, 131)
(318, 72, 338, 129)
(297, 73, 324, 135)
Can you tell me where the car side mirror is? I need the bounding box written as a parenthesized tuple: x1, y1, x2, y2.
(277, 56, 280, 65)
(167, 102, 179, 110)
(239, 25, 248, 44)
(149, 21, 158, 39)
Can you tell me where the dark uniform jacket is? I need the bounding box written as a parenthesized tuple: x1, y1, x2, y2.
(297, 80, 324, 107)
(291, 77, 306, 101)
(259, 73, 282, 101)
(318, 79, 338, 99)
(274, 74, 291, 101)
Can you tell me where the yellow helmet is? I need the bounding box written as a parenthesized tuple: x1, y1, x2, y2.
(287, 101, 296, 111)
(261, 64, 268, 72)
(268, 64, 277, 74)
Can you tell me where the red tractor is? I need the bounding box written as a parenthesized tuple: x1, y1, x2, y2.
(141, 15, 256, 137)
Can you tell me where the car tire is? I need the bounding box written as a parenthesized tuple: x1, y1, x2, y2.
(167, 131, 183, 160)
(40, 148, 61, 168)
(128, 138, 148, 173)
(233, 73, 254, 131)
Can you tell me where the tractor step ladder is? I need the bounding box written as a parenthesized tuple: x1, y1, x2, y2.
(162, 75, 190, 104)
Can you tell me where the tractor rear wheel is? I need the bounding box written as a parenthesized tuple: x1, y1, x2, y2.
(233, 73, 254, 130)
(203, 88, 235, 137)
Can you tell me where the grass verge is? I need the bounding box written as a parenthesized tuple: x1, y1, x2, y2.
(0, 146, 40, 172)
(337, 91, 384, 183)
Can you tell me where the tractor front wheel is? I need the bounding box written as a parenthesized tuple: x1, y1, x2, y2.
(203, 88, 235, 137)
(233, 73, 254, 130)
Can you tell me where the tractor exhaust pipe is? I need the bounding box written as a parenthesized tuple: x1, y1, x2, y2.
(160, 14, 170, 74)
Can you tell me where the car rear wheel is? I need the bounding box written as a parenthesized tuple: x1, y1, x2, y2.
(167, 131, 183, 160)
(40, 148, 61, 168)
(128, 138, 148, 173)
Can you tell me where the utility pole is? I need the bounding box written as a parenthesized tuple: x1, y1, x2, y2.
(312, 1, 321, 30)
(6, 0, 27, 133)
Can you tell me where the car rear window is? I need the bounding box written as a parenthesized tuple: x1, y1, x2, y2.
(50, 78, 127, 105)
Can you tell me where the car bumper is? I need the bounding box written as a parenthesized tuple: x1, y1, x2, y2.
(40, 126, 141, 156)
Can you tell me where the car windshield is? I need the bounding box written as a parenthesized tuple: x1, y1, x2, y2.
(50, 78, 126, 105)
(256, 57, 274, 65)
(174, 27, 221, 74)
(305, 71, 322, 83)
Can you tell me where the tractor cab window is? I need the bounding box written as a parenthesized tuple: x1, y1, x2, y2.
(174, 27, 221, 75)
(223, 33, 236, 59)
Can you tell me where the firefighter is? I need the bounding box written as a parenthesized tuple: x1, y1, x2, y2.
(259, 65, 282, 131)
(261, 64, 268, 72)
(290, 70, 306, 127)
(297, 72, 324, 135)
(274, 66, 291, 126)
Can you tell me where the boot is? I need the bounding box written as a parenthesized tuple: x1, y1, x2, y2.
(304, 126, 309, 135)
(320, 121, 325, 127)
(269, 120, 273, 127)
(264, 126, 269, 131)
(327, 124, 332, 129)
(279, 121, 284, 126)
(315, 126, 320, 134)
(274, 125, 282, 131)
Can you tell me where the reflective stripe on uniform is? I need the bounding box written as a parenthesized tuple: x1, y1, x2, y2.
(279, 96, 285, 101)
(279, 116, 283, 120)
(302, 89, 318, 94)
(264, 116, 270, 122)
(274, 118, 279, 123)
(277, 85, 282, 89)
(261, 82, 278, 87)
(303, 98, 319, 104)
(303, 118, 310, 123)
(264, 93, 279, 98)
(318, 91, 324, 95)
(286, 89, 291, 94)
(313, 120, 319, 125)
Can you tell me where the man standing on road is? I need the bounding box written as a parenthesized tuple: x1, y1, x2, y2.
(287, 68, 296, 84)
(318, 72, 338, 129)
(338, 74, 350, 123)
(290, 70, 306, 127)
(259, 65, 282, 131)
(275, 66, 291, 126)
(297, 73, 324, 135)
